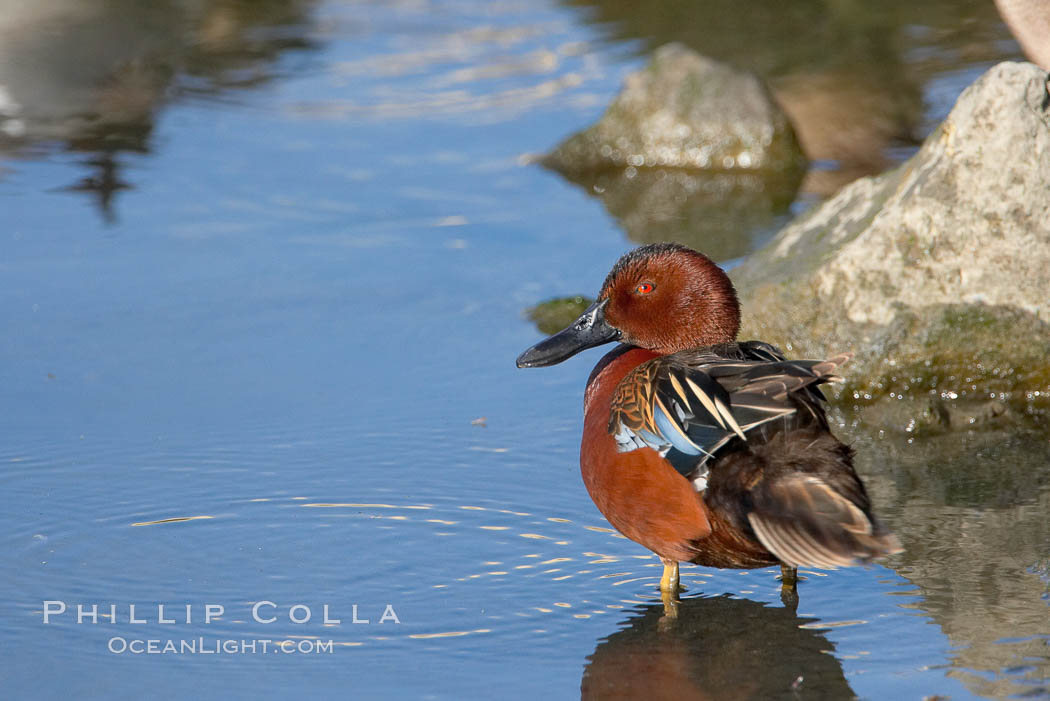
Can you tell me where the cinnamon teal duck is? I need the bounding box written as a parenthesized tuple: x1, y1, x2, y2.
(516, 243, 901, 597)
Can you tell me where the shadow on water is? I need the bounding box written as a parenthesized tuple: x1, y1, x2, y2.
(0, 0, 320, 222)
(582, 593, 853, 700)
(852, 428, 1050, 698)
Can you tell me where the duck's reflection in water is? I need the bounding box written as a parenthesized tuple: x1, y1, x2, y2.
(582, 594, 853, 700)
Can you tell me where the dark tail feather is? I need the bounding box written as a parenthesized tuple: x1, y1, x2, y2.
(747, 473, 902, 569)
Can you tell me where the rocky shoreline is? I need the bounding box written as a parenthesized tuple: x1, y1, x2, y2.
(732, 61, 1050, 433)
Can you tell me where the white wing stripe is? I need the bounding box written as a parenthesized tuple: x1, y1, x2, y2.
(685, 377, 727, 430)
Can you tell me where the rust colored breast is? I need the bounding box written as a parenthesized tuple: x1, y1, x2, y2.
(581, 348, 712, 563)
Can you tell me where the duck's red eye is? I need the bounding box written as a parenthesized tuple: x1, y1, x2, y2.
(636, 282, 655, 295)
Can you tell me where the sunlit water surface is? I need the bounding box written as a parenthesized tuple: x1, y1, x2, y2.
(1, 1, 1047, 699)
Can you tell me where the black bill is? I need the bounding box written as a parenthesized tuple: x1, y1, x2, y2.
(516, 299, 621, 368)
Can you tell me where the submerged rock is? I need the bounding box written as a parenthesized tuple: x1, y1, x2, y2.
(732, 61, 1050, 431)
(526, 295, 593, 335)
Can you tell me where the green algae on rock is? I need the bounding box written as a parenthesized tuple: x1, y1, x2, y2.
(526, 295, 594, 335)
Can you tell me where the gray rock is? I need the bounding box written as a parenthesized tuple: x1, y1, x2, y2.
(540, 43, 805, 260)
(541, 43, 806, 175)
(731, 61, 1050, 431)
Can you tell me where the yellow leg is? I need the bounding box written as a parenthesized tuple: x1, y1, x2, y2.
(659, 558, 680, 594)
(658, 559, 681, 630)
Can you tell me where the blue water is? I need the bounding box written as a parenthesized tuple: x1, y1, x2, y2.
(1, 1, 1046, 699)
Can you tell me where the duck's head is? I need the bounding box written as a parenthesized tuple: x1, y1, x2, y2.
(516, 243, 740, 368)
